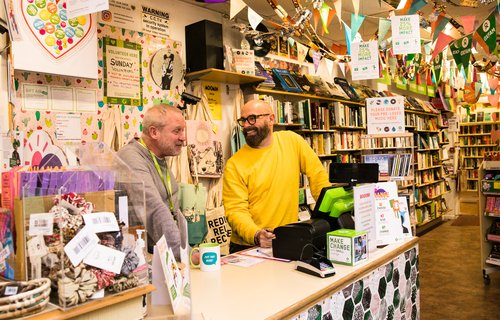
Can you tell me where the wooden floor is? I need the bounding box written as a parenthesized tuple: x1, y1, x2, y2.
(419, 218, 500, 319)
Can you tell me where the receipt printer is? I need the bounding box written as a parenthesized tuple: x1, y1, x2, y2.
(272, 219, 330, 261)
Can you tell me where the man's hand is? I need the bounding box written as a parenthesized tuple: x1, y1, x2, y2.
(255, 229, 276, 248)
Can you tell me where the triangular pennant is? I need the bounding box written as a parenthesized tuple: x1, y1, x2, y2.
(338, 62, 346, 76)
(313, 9, 320, 31)
(408, 0, 428, 15)
(488, 92, 499, 107)
(325, 58, 335, 78)
(461, 16, 476, 34)
(352, 0, 360, 16)
(320, 3, 332, 34)
(451, 34, 473, 69)
(343, 21, 352, 54)
(230, 0, 247, 20)
(351, 13, 365, 40)
(378, 18, 391, 46)
(432, 52, 443, 84)
(488, 77, 499, 91)
(296, 42, 309, 62)
(247, 7, 262, 31)
(475, 11, 496, 54)
(433, 15, 450, 42)
(431, 33, 455, 61)
(312, 50, 322, 73)
(334, 0, 342, 26)
(397, 0, 409, 10)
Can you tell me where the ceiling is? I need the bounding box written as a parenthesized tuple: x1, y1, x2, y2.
(181, 0, 498, 49)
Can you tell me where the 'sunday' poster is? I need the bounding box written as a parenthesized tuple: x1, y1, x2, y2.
(103, 37, 142, 106)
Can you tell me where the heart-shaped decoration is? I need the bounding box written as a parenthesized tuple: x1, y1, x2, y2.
(20, 0, 93, 60)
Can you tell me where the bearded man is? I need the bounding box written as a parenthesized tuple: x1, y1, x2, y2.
(222, 100, 331, 253)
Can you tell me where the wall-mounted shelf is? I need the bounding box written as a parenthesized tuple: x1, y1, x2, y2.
(254, 87, 365, 106)
(185, 68, 266, 85)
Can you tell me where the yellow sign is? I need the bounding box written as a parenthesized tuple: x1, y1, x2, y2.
(202, 82, 222, 120)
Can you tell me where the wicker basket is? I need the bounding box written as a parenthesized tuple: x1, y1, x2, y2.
(0, 278, 51, 319)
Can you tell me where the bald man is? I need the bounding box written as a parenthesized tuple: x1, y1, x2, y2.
(223, 100, 331, 253)
(117, 105, 186, 258)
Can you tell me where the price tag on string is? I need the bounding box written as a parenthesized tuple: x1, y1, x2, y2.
(28, 213, 54, 236)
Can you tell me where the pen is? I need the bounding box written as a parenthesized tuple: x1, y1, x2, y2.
(256, 249, 272, 257)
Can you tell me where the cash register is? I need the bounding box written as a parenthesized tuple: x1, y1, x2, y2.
(272, 163, 379, 264)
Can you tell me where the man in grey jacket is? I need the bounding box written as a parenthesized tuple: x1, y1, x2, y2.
(117, 105, 186, 258)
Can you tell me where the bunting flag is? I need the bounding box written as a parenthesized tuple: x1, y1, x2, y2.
(334, 0, 342, 27)
(408, 0, 428, 15)
(343, 21, 353, 54)
(352, 0, 360, 16)
(312, 50, 322, 73)
(247, 7, 262, 31)
(319, 3, 334, 34)
(432, 52, 443, 84)
(313, 9, 321, 31)
(297, 42, 309, 62)
(432, 13, 450, 42)
(450, 34, 473, 70)
(338, 61, 346, 76)
(488, 93, 499, 107)
(475, 11, 497, 54)
(431, 33, 455, 61)
(488, 77, 498, 92)
(397, 0, 410, 11)
(325, 58, 335, 78)
(378, 18, 391, 46)
(351, 14, 366, 40)
(230, 0, 247, 20)
(461, 16, 476, 34)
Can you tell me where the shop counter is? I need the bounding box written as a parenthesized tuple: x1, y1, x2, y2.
(189, 237, 419, 320)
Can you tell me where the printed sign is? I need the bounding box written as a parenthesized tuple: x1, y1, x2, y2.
(391, 15, 421, 54)
(98, 0, 141, 31)
(351, 41, 380, 80)
(366, 96, 405, 134)
(103, 37, 142, 106)
(141, 5, 170, 38)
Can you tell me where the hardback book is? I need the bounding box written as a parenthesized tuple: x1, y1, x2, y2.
(363, 154, 393, 177)
(271, 68, 303, 93)
(476, 111, 484, 122)
(304, 74, 332, 97)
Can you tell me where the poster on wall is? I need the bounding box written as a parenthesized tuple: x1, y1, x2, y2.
(12, 1, 98, 78)
(390, 15, 421, 54)
(103, 37, 142, 106)
(202, 82, 222, 120)
(351, 41, 380, 81)
(22, 84, 49, 110)
(150, 49, 183, 91)
(98, 0, 141, 31)
(141, 5, 170, 38)
(67, 0, 108, 18)
(366, 96, 405, 135)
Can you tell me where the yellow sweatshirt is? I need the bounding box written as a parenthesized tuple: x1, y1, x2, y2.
(223, 131, 331, 246)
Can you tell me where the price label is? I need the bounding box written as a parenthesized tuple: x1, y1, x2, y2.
(64, 225, 99, 266)
(27, 235, 48, 258)
(83, 244, 126, 274)
(4, 286, 18, 296)
(28, 213, 54, 236)
(83, 212, 119, 233)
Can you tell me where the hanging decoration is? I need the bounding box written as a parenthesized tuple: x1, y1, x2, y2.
(474, 10, 497, 55)
(350, 13, 366, 40)
(230, 0, 247, 19)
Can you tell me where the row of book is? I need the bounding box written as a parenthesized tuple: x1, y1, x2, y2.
(415, 183, 443, 203)
(463, 111, 500, 123)
(416, 202, 438, 224)
(415, 152, 441, 169)
(303, 131, 364, 153)
(405, 113, 439, 131)
(362, 153, 412, 178)
(416, 134, 440, 150)
(487, 243, 500, 264)
(416, 170, 441, 186)
(361, 136, 413, 150)
(460, 136, 494, 146)
(485, 196, 500, 215)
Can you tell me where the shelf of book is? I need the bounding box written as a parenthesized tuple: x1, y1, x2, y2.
(479, 161, 500, 283)
(185, 68, 266, 85)
(254, 87, 365, 106)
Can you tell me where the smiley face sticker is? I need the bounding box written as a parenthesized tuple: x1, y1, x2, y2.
(21, 0, 93, 59)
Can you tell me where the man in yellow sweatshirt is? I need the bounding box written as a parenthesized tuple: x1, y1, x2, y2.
(223, 100, 331, 253)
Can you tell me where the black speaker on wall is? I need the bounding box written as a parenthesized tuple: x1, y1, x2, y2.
(185, 20, 223, 73)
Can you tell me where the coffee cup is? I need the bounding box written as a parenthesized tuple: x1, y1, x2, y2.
(190, 243, 220, 272)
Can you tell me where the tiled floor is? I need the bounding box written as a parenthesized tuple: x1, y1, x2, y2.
(419, 219, 500, 319)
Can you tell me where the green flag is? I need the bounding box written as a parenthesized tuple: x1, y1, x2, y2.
(476, 11, 497, 54)
(432, 52, 443, 84)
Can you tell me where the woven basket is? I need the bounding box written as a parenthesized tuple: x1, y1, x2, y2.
(0, 278, 51, 319)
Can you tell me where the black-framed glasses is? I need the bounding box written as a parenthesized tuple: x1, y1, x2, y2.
(237, 114, 271, 126)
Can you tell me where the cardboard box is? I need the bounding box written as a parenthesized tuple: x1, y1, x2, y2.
(327, 229, 368, 266)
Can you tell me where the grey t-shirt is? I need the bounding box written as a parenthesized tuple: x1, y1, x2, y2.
(117, 138, 181, 259)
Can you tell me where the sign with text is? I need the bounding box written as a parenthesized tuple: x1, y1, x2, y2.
(141, 5, 170, 38)
(366, 96, 405, 134)
(103, 37, 142, 106)
(351, 41, 380, 80)
(98, 0, 141, 31)
(391, 15, 421, 54)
